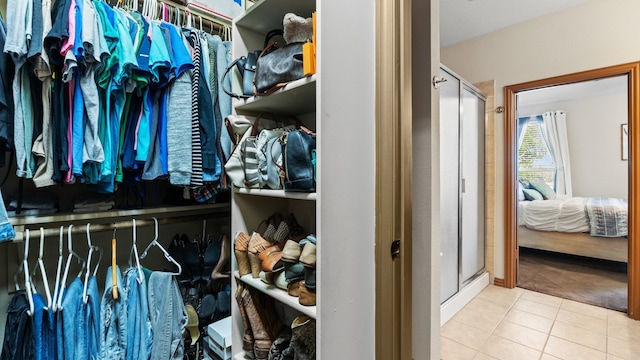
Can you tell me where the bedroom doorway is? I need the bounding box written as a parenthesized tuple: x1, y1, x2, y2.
(503, 62, 640, 320)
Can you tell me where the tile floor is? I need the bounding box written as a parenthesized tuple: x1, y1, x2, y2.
(441, 285, 640, 360)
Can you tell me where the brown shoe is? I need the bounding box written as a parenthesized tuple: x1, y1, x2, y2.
(248, 232, 275, 278)
(234, 232, 252, 276)
(235, 284, 254, 353)
(298, 281, 316, 306)
(240, 288, 282, 360)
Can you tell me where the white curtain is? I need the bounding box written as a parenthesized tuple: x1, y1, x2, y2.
(541, 111, 573, 196)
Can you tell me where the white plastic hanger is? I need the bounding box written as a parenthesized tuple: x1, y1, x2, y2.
(129, 219, 144, 284)
(83, 223, 102, 304)
(140, 217, 182, 275)
(58, 225, 87, 311)
(32, 227, 53, 310)
(51, 226, 66, 312)
(23, 229, 35, 316)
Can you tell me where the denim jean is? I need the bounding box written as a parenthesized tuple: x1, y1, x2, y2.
(62, 277, 85, 360)
(32, 293, 56, 360)
(0, 187, 15, 243)
(100, 266, 127, 360)
(0, 291, 35, 360)
(147, 271, 187, 360)
(85, 276, 101, 360)
(123, 267, 152, 360)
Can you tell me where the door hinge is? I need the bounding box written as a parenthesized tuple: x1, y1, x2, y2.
(391, 240, 401, 259)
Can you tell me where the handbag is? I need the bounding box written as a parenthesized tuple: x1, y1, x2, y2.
(222, 30, 284, 99)
(225, 114, 253, 149)
(282, 126, 316, 191)
(254, 42, 305, 95)
(241, 113, 280, 188)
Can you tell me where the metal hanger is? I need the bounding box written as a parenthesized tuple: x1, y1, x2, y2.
(111, 224, 119, 300)
(140, 217, 182, 275)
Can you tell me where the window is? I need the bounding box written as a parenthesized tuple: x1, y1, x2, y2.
(518, 120, 555, 186)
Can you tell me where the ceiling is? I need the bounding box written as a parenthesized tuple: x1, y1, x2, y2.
(440, 0, 588, 48)
(518, 75, 627, 107)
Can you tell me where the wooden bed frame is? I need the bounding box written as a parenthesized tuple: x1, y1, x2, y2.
(518, 226, 628, 263)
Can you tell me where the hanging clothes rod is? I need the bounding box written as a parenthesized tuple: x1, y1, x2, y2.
(151, 0, 232, 33)
(11, 213, 225, 243)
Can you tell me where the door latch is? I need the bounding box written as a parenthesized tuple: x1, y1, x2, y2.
(391, 240, 401, 259)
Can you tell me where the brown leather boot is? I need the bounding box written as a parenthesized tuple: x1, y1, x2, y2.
(240, 287, 282, 360)
(235, 284, 254, 355)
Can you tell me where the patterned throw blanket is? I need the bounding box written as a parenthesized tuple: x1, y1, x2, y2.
(585, 197, 628, 237)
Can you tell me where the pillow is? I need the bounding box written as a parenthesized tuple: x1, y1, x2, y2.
(530, 180, 556, 200)
(517, 182, 525, 201)
(518, 178, 532, 189)
(523, 188, 543, 201)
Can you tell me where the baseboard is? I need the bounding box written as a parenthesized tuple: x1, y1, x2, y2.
(493, 277, 505, 287)
(440, 272, 490, 326)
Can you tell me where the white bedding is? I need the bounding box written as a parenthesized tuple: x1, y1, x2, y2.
(518, 195, 590, 233)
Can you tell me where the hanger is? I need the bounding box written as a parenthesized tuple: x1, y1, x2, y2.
(112, 225, 118, 300)
(140, 217, 182, 275)
(128, 219, 144, 284)
(23, 229, 35, 316)
(31, 227, 53, 310)
(52, 226, 66, 312)
(82, 223, 103, 304)
(58, 225, 87, 311)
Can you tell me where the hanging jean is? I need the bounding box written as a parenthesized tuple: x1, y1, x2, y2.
(100, 266, 127, 360)
(32, 293, 56, 360)
(84, 276, 101, 360)
(61, 277, 85, 360)
(123, 267, 152, 360)
(0, 291, 35, 359)
(147, 271, 187, 360)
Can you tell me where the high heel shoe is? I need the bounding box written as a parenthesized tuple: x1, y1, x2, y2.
(248, 232, 275, 278)
(211, 234, 231, 280)
(234, 232, 252, 276)
(202, 235, 221, 281)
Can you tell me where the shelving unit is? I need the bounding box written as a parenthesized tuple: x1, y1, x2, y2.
(234, 271, 317, 318)
(229, 0, 317, 358)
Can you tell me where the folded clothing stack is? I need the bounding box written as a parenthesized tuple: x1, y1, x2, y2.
(7, 192, 58, 216)
(73, 194, 116, 213)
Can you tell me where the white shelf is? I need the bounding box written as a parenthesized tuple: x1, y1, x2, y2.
(234, 0, 315, 34)
(233, 187, 316, 201)
(234, 271, 317, 318)
(234, 75, 316, 115)
(9, 203, 230, 227)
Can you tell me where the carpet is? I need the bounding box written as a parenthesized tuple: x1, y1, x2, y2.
(517, 247, 628, 312)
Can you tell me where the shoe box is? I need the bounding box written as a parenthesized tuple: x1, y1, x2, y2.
(203, 316, 232, 360)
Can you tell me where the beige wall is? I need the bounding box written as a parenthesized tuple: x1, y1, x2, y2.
(441, 0, 640, 279)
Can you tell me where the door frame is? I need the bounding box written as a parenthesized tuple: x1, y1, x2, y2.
(503, 62, 640, 319)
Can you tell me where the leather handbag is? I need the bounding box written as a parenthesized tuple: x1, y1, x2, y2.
(242, 114, 280, 188)
(222, 30, 285, 99)
(254, 42, 305, 95)
(282, 126, 316, 191)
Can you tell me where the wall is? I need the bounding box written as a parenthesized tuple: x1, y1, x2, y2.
(519, 92, 628, 199)
(441, 0, 640, 279)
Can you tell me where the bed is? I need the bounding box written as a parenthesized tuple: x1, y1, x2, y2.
(518, 195, 628, 263)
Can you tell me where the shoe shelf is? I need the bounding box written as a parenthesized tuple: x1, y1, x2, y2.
(234, 75, 316, 115)
(234, 271, 317, 318)
(233, 188, 317, 201)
